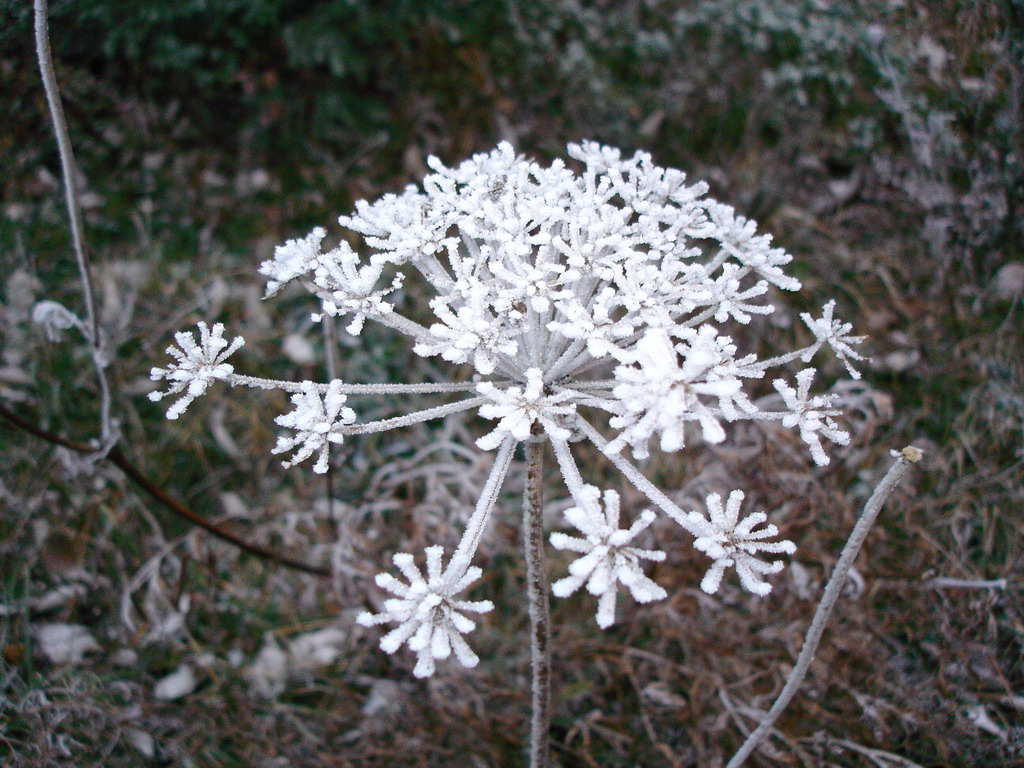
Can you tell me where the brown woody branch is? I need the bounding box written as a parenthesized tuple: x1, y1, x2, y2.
(0, 403, 330, 578)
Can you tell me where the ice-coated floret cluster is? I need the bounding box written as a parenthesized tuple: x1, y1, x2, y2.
(149, 322, 244, 419)
(550, 485, 667, 629)
(150, 142, 866, 676)
(355, 546, 494, 679)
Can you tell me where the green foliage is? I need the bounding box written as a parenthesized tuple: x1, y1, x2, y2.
(2, 0, 519, 144)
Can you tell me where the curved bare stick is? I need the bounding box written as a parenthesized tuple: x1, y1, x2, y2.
(35, 0, 113, 442)
(725, 447, 922, 768)
(0, 404, 330, 578)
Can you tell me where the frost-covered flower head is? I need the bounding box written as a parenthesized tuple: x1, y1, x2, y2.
(550, 485, 667, 628)
(151, 142, 865, 675)
(149, 322, 244, 419)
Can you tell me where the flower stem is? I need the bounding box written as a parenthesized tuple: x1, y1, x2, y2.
(725, 447, 921, 768)
(523, 428, 551, 768)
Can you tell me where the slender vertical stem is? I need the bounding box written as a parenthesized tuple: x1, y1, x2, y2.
(725, 447, 922, 768)
(35, 0, 113, 443)
(322, 314, 341, 518)
(321, 314, 343, 594)
(523, 428, 551, 768)
(34, 0, 94, 339)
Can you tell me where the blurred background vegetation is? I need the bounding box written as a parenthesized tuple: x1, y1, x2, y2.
(1, 1, 1022, 766)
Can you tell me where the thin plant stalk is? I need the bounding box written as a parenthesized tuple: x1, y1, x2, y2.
(34, 0, 114, 444)
(523, 430, 551, 768)
(726, 447, 922, 768)
(322, 313, 343, 590)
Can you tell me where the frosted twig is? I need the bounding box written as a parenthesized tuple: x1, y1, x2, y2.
(829, 738, 926, 768)
(725, 446, 921, 768)
(0, 403, 330, 577)
(549, 437, 585, 496)
(227, 373, 483, 395)
(927, 577, 1007, 590)
(341, 397, 487, 436)
(321, 312, 341, 521)
(444, 436, 516, 582)
(35, 0, 114, 444)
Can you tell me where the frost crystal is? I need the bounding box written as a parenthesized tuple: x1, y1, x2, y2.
(356, 546, 494, 678)
(260, 227, 328, 297)
(801, 300, 867, 379)
(149, 322, 243, 419)
(550, 486, 666, 628)
(272, 380, 357, 474)
(608, 327, 756, 458)
(152, 141, 866, 673)
(690, 491, 796, 596)
(476, 368, 575, 450)
(773, 369, 851, 466)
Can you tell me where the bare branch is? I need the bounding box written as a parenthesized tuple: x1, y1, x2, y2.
(0, 403, 330, 578)
(726, 448, 922, 768)
(34, 0, 114, 442)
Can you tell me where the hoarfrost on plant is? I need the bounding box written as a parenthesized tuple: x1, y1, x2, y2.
(690, 490, 797, 596)
(151, 141, 865, 674)
(550, 485, 667, 628)
(356, 546, 494, 678)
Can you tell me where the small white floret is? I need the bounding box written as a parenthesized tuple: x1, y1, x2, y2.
(800, 300, 867, 379)
(550, 486, 666, 628)
(260, 227, 328, 296)
(773, 369, 850, 466)
(149, 322, 244, 419)
(609, 327, 743, 457)
(689, 490, 796, 596)
(357, 546, 493, 678)
(476, 368, 576, 449)
(273, 380, 357, 473)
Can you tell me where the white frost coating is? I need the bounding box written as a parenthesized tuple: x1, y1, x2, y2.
(312, 240, 404, 335)
(149, 321, 244, 418)
(800, 300, 867, 379)
(356, 546, 494, 678)
(607, 327, 758, 458)
(260, 227, 328, 296)
(690, 490, 796, 596)
(550, 486, 667, 628)
(773, 369, 850, 466)
(151, 142, 868, 669)
(272, 380, 357, 473)
(32, 299, 83, 341)
(476, 368, 575, 450)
